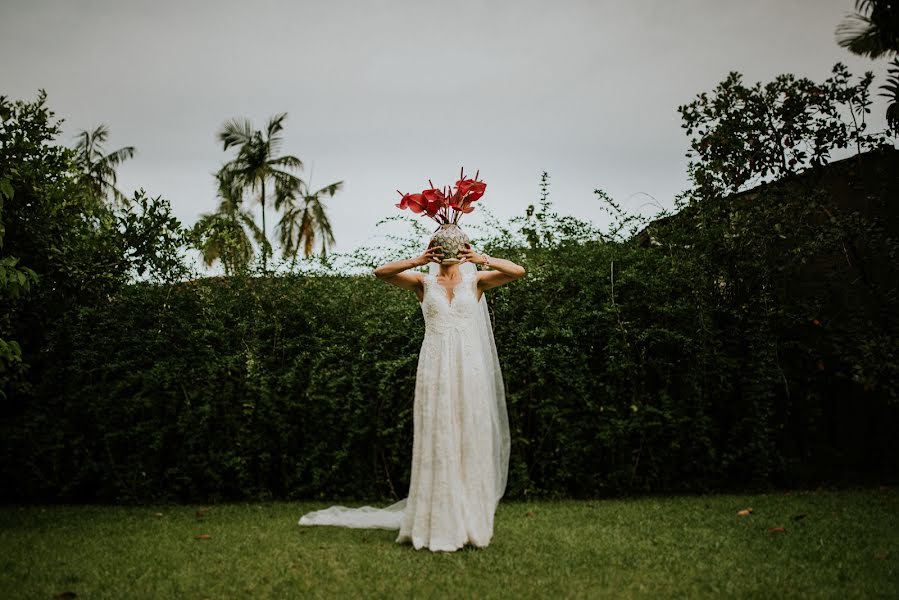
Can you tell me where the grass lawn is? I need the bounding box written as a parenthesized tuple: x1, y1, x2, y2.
(1, 487, 896, 599)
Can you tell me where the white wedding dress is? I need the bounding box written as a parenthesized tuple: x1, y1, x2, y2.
(298, 260, 510, 552)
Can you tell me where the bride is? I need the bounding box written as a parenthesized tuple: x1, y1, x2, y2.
(298, 240, 525, 551)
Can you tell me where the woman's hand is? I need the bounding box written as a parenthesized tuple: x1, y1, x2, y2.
(458, 243, 488, 266)
(415, 243, 444, 266)
(374, 242, 445, 280)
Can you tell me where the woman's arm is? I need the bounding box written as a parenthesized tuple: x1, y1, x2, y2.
(458, 244, 526, 291)
(372, 244, 444, 296)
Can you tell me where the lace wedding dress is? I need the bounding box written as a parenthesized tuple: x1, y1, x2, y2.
(298, 260, 510, 552)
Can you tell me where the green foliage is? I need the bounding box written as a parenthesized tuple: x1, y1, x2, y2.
(0, 173, 38, 390)
(216, 113, 320, 271)
(882, 57, 899, 133)
(835, 0, 899, 60)
(0, 89, 106, 402)
(678, 63, 891, 194)
(71, 123, 136, 208)
(0, 91, 193, 405)
(1, 77, 897, 505)
(1, 273, 422, 503)
(118, 190, 192, 284)
(835, 1, 899, 146)
(4, 150, 897, 503)
(277, 178, 343, 261)
(189, 170, 263, 276)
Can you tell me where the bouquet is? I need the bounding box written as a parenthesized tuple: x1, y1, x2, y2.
(394, 167, 486, 224)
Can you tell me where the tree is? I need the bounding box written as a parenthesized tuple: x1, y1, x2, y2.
(836, 0, 899, 59)
(72, 124, 135, 208)
(883, 59, 899, 131)
(836, 0, 899, 133)
(276, 175, 343, 264)
(677, 63, 892, 195)
(217, 113, 303, 271)
(0, 90, 190, 403)
(0, 170, 38, 396)
(190, 170, 265, 275)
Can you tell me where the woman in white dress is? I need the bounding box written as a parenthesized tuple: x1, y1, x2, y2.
(298, 241, 525, 552)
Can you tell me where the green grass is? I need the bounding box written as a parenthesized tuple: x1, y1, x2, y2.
(1, 487, 897, 599)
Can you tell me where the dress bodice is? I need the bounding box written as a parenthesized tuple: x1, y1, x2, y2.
(420, 270, 481, 334)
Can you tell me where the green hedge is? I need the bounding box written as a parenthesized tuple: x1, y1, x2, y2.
(3, 216, 896, 504)
(3, 109, 897, 504)
(2, 91, 896, 506)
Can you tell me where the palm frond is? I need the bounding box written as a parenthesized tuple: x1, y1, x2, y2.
(836, 1, 899, 59)
(300, 208, 315, 258)
(268, 154, 304, 171)
(881, 57, 899, 133)
(836, 14, 883, 56)
(191, 213, 227, 268)
(312, 180, 343, 197)
(71, 124, 135, 206)
(275, 205, 301, 254)
(266, 112, 288, 139)
(238, 210, 266, 244)
(272, 179, 300, 212)
(311, 198, 336, 248)
(101, 145, 136, 168)
(214, 167, 245, 209)
(73, 130, 92, 164)
(270, 168, 304, 191)
(218, 117, 254, 150)
(88, 124, 110, 145)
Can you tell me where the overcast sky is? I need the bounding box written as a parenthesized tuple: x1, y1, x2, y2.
(1, 0, 893, 271)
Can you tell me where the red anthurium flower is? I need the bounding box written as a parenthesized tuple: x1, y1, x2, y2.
(450, 192, 468, 210)
(400, 193, 426, 214)
(455, 178, 475, 195)
(422, 188, 444, 202)
(422, 188, 446, 215)
(395, 189, 408, 209)
(459, 193, 480, 212)
(465, 181, 486, 202)
(394, 168, 486, 225)
(455, 181, 471, 195)
(455, 178, 486, 202)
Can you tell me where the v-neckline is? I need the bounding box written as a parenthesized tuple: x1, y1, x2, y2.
(432, 272, 465, 306)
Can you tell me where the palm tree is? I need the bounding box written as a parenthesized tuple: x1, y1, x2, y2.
(835, 0, 899, 59)
(72, 124, 135, 207)
(883, 59, 899, 132)
(191, 170, 266, 275)
(217, 113, 303, 271)
(276, 173, 343, 265)
(836, 1, 899, 133)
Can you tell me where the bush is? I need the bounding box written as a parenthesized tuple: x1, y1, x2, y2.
(3, 151, 897, 504)
(2, 74, 896, 504)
